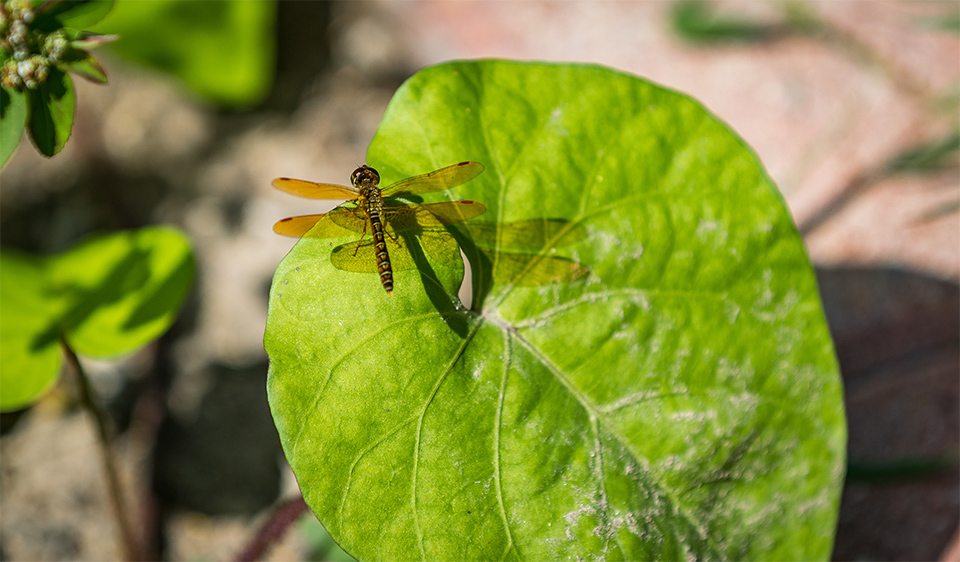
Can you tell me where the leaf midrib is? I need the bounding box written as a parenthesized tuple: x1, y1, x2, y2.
(500, 319, 726, 559)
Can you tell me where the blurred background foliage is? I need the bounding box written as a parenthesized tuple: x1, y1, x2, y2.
(0, 1, 957, 561)
(89, 0, 276, 108)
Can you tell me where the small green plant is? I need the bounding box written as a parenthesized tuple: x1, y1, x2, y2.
(0, 226, 194, 559)
(264, 60, 846, 561)
(0, 3, 276, 558)
(0, 226, 193, 412)
(0, 0, 276, 168)
(0, 0, 117, 165)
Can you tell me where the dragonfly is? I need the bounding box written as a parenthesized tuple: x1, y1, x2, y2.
(272, 161, 486, 295)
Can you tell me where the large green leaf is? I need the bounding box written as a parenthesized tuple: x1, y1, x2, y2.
(265, 61, 846, 561)
(27, 66, 75, 157)
(1, 87, 28, 167)
(91, 0, 275, 108)
(0, 227, 195, 411)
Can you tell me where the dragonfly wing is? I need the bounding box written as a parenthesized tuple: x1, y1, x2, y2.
(378, 202, 481, 269)
(381, 161, 484, 197)
(418, 200, 487, 225)
(326, 206, 368, 234)
(381, 201, 486, 233)
(330, 238, 418, 273)
(273, 210, 369, 239)
(330, 240, 380, 273)
(272, 177, 359, 200)
(330, 227, 463, 273)
(273, 214, 356, 238)
(327, 199, 482, 275)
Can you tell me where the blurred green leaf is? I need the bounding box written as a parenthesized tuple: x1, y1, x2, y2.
(0, 227, 194, 411)
(50, 227, 195, 358)
(266, 61, 845, 561)
(91, 0, 276, 108)
(672, 0, 781, 43)
(66, 30, 120, 50)
(884, 132, 960, 173)
(916, 12, 960, 34)
(45, 0, 116, 29)
(63, 51, 109, 84)
(1, 87, 28, 167)
(0, 252, 62, 412)
(27, 66, 75, 157)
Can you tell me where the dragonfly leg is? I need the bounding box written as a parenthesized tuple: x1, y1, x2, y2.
(384, 227, 403, 248)
(352, 221, 369, 257)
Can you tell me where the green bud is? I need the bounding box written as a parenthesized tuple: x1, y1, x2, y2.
(43, 31, 68, 62)
(1, 59, 22, 89)
(17, 57, 34, 81)
(34, 59, 47, 82)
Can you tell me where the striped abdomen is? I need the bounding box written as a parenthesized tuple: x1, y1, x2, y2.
(365, 193, 393, 294)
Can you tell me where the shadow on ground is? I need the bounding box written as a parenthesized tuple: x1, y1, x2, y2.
(817, 266, 959, 561)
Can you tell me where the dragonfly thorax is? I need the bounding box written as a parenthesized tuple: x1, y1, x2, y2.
(351, 165, 381, 190)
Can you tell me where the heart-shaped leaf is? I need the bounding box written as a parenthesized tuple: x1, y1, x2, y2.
(265, 60, 845, 561)
(0, 227, 194, 411)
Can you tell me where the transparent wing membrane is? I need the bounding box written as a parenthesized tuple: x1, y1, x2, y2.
(271, 162, 487, 289)
(381, 161, 484, 198)
(270, 178, 359, 200)
(331, 231, 463, 273)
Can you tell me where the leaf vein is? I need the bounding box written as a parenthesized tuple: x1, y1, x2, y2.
(337, 413, 420, 530)
(411, 320, 482, 560)
(510, 288, 732, 329)
(508, 327, 724, 558)
(287, 311, 447, 453)
(494, 328, 518, 561)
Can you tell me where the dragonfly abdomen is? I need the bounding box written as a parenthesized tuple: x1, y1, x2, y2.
(365, 193, 393, 294)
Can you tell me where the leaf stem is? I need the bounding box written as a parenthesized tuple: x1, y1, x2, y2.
(233, 495, 311, 562)
(61, 337, 140, 562)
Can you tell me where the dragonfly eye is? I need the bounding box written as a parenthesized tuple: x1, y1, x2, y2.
(351, 165, 381, 188)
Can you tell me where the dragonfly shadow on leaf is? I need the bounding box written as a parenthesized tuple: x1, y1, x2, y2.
(271, 161, 588, 319)
(324, 212, 473, 336)
(447, 218, 591, 309)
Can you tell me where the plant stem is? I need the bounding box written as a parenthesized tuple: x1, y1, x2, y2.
(233, 496, 311, 562)
(61, 338, 140, 561)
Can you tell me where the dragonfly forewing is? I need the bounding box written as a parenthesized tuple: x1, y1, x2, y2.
(380, 201, 487, 234)
(381, 161, 484, 198)
(273, 214, 355, 238)
(271, 178, 359, 200)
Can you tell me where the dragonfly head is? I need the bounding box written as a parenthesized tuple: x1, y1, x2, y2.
(351, 165, 381, 189)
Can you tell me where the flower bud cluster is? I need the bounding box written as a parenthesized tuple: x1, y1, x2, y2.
(0, 0, 62, 90)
